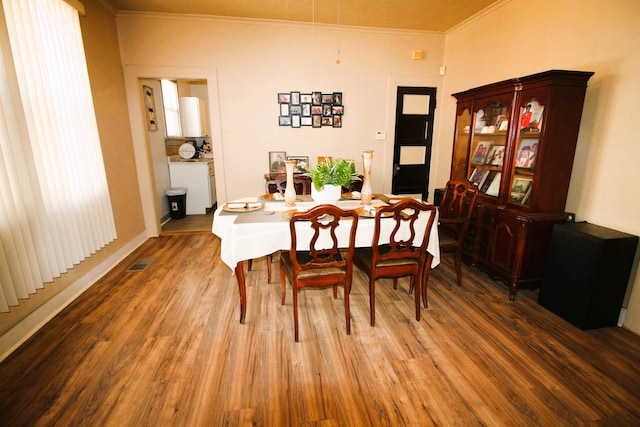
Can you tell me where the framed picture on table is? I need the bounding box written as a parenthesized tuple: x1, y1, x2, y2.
(287, 156, 309, 173)
(269, 151, 287, 173)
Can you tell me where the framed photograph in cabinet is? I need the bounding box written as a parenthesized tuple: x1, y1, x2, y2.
(469, 168, 490, 187)
(486, 145, 505, 166)
(510, 177, 532, 202)
(269, 151, 287, 173)
(287, 156, 309, 173)
(484, 172, 501, 197)
(521, 100, 544, 131)
(479, 171, 498, 194)
(515, 138, 539, 169)
(471, 141, 493, 165)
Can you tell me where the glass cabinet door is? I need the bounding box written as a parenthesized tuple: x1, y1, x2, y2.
(468, 102, 509, 197)
(509, 98, 544, 206)
(451, 107, 471, 180)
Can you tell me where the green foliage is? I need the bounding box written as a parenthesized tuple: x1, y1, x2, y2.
(304, 158, 361, 191)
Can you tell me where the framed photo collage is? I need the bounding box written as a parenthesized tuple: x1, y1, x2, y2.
(278, 91, 343, 128)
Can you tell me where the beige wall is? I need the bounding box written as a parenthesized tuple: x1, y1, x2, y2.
(0, 0, 146, 353)
(437, 0, 640, 332)
(116, 13, 446, 204)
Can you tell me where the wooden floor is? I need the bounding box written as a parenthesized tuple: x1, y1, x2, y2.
(1, 233, 640, 426)
(161, 209, 214, 234)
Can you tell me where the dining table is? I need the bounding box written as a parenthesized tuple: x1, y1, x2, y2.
(211, 194, 440, 323)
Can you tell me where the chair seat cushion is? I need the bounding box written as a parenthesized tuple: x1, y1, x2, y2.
(438, 233, 458, 250)
(353, 246, 419, 270)
(280, 251, 346, 279)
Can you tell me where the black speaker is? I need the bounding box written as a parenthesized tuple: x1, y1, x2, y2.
(538, 222, 638, 329)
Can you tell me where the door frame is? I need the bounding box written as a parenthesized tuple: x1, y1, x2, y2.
(383, 77, 443, 197)
(123, 65, 225, 237)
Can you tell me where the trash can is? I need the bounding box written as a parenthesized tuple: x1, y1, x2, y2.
(165, 187, 188, 219)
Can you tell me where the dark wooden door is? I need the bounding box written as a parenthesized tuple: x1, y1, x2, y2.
(391, 86, 437, 200)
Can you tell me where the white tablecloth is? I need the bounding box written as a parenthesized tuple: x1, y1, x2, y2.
(212, 197, 440, 271)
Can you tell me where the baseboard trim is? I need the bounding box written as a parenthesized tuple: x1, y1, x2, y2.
(0, 232, 148, 362)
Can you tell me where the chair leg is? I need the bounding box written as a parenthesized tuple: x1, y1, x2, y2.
(293, 287, 300, 342)
(369, 278, 376, 327)
(392, 278, 398, 290)
(280, 264, 286, 305)
(454, 248, 463, 287)
(266, 254, 272, 283)
(344, 282, 351, 335)
(422, 254, 434, 309)
(412, 275, 421, 321)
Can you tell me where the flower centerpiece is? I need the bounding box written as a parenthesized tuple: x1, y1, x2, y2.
(304, 157, 361, 202)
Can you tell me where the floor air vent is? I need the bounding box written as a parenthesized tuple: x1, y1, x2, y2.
(127, 258, 154, 272)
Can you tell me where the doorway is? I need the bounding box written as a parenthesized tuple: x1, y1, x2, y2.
(391, 86, 437, 201)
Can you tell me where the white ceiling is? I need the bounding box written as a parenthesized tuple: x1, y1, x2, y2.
(103, 0, 499, 32)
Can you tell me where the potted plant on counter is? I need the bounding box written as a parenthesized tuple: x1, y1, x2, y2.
(305, 157, 360, 202)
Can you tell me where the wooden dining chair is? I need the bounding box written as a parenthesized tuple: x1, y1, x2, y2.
(279, 204, 359, 341)
(438, 178, 478, 287)
(252, 175, 312, 283)
(353, 199, 437, 326)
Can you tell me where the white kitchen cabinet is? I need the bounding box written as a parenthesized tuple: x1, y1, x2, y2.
(168, 159, 216, 215)
(180, 97, 209, 137)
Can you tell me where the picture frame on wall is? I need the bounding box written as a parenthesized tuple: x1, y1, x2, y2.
(269, 151, 287, 173)
(290, 91, 301, 105)
(278, 93, 290, 103)
(333, 92, 343, 105)
(142, 85, 158, 131)
(279, 116, 291, 126)
(291, 115, 301, 128)
(301, 116, 313, 126)
(301, 93, 312, 103)
(321, 93, 333, 104)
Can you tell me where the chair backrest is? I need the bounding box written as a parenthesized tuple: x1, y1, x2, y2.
(265, 175, 311, 195)
(438, 178, 478, 242)
(265, 175, 287, 194)
(370, 198, 437, 266)
(288, 204, 359, 273)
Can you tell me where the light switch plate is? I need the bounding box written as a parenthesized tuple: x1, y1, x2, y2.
(375, 131, 386, 140)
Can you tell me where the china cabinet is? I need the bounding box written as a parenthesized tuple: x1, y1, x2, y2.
(449, 70, 594, 300)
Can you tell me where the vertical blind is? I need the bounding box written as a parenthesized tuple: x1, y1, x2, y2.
(0, 0, 116, 312)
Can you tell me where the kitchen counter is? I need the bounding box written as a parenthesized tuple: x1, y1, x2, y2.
(168, 155, 213, 163)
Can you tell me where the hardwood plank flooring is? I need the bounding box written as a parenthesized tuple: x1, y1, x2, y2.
(1, 233, 640, 426)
